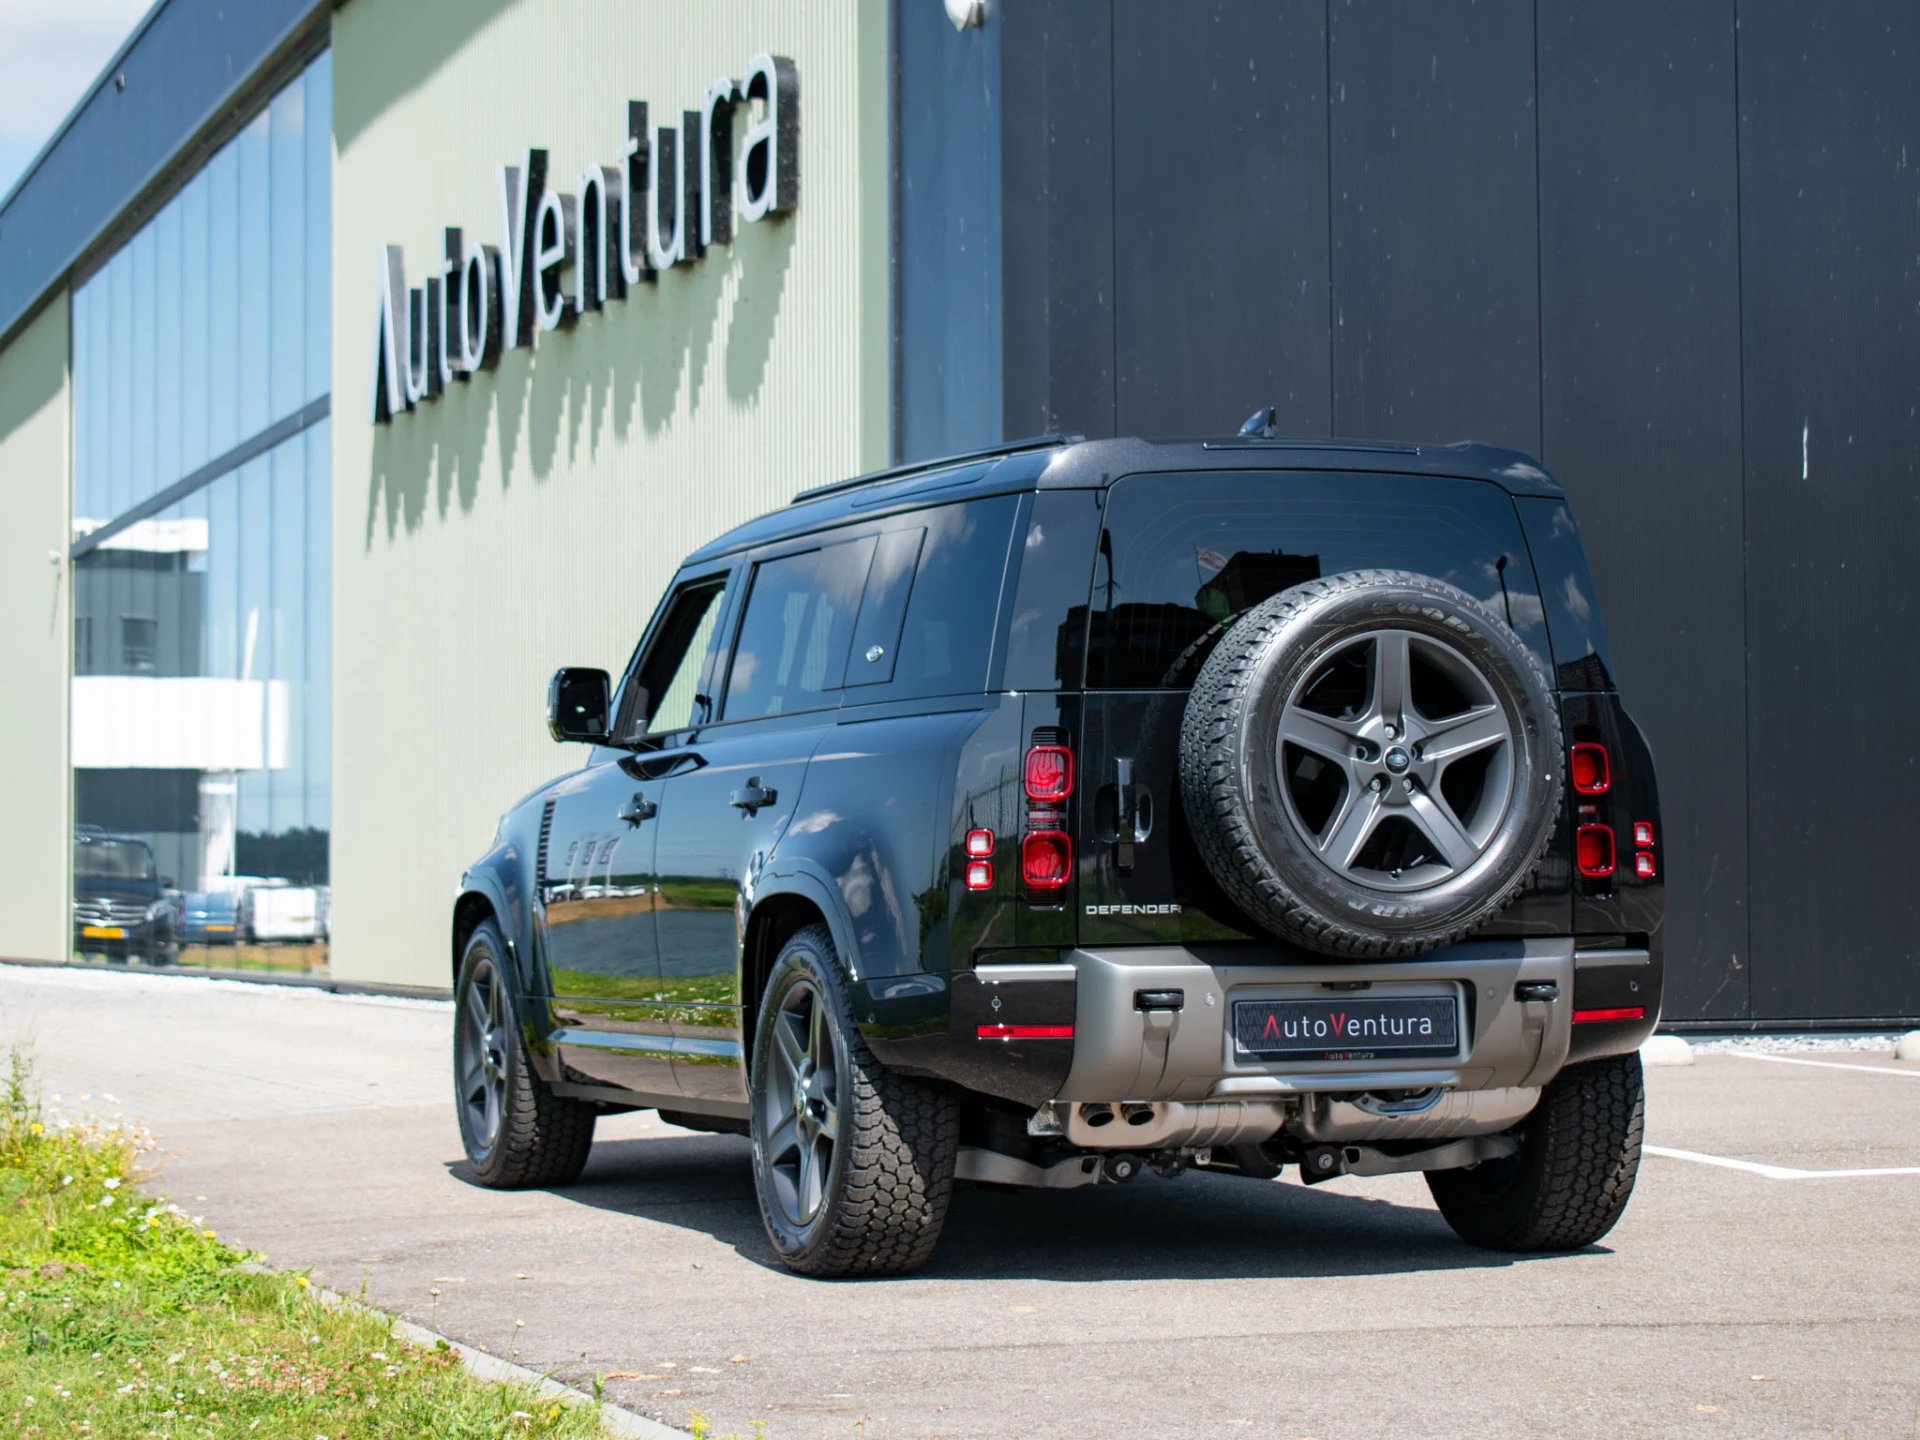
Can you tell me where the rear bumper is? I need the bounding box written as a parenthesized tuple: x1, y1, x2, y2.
(1060, 938, 1582, 1102)
(866, 937, 1658, 1114)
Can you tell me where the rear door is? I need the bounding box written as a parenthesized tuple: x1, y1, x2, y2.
(1075, 470, 1560, 946)
(647, 534, 876, 1104)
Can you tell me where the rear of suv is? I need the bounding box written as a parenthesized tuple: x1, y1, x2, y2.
(452, 430, 1662, 1277)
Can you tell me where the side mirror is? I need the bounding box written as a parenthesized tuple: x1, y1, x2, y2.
(547, 667, 611, 743)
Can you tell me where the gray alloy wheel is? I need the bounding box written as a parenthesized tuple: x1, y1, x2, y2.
(1274, 627, 1515, 892)
(1180, 569, 1563, 958)
(455, 952, 509, 1156)
(454, 919, 595, 1189)
(749, 924, 960, 1278)
(760, 975, 843, 1229)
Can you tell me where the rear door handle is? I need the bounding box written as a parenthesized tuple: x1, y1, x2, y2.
(729, 777, 777, 815)
(617, 793, 656, 825)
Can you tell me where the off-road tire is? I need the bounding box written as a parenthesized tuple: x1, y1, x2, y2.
(1427, 1052, 1645, 1251)
(455, 919, 596, 1189)
(749, 924, 960, 1278)
(1179, 568, 1563, 958)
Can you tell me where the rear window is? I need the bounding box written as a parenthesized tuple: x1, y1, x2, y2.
(1086, 471, 1549, 689)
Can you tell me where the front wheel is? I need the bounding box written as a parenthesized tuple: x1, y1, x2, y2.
(454, 920, 595, 1188)
(1426, 1052, 1645, 1251)
(749, 925, 959, 1277)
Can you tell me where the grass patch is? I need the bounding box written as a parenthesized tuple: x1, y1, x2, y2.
(0, 1049, 610, 1438)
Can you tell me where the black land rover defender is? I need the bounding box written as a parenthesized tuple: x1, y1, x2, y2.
(452, 428, 1661, 1277)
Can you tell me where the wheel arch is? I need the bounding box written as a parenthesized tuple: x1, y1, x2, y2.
(741, 873, 861, 1070)
(452, 871, 516, 990)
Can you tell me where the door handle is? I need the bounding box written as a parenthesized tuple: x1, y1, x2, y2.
(617, 793, 656, 826)
(729, 777, 777, 815)
(1115, 757, 1136, 871)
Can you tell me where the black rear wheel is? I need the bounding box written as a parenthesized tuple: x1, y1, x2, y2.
(454, 919, 595, 1189)
(1427, 1053, 1645, 1251)
(749, 925, 960, 1277)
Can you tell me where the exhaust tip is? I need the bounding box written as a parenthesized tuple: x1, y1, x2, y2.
(1082, 1103, 1116, 1128)
(1121, 1102, 1156, 1127)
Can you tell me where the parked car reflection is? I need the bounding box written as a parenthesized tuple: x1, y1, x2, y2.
(72, 826, 178, 966)
(179, 890, 240, 945)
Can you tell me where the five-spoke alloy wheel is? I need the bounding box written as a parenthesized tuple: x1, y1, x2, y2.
(454, 918, 595, 1188)
(749, 924, 960, 1277)
(1181, 569, 1563, 957)
(760, 976, 843, 1229)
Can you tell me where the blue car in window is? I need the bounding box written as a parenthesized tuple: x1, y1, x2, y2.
(180, 890, 241, 945)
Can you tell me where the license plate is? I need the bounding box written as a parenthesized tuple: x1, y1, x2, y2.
(205, 924, 234, 932)
(1233, 994, 1460, 1062)
(81, 925, 125, 940)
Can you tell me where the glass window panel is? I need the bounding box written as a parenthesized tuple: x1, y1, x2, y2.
(303, 421, 331, 825)
(70, 53, 331, 977)
(133, 224, 159, 508)
(70, 285, 91, 522)
(108, 251, 132, 520)
(236, 110, 270, 440)
(304, 51, 331, 403)
(269, 80, 305, 421)
(154, 203, 182, 489)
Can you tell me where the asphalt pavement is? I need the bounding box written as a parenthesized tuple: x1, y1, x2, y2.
(3, 964, 1917, 1440)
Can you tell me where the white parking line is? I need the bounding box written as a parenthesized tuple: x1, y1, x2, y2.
(1646, 1145, 1920, 1180)
(1720, 1051, 1920, 1079)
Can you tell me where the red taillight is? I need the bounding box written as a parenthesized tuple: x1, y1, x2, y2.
(964, 859, 994, 890)
(1021, 830, 1072, 890)
(965, 828, 995, 858)
(1570, 743, 1611, 795)
(976, 1023, 1074, 1040)
(1576, 824, 1615, 878)
(1634, 851, 1656, 879)
(1024, 746, 1074, 801)
(1633, 820, 1654, 849)
(1572, 1006, 1645, 1024)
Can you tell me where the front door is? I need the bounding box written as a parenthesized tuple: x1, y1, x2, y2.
(544, 571, 734, 1099)
(648, 535, 875, 1103)
(541, 758, 672, 1094)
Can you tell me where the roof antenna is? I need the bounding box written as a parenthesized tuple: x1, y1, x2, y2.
(1239, 405, 1279, 439)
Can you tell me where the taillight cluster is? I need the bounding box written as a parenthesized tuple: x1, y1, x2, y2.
(1022, 735, 1074, 893)
(1570, 741, 1655, 882)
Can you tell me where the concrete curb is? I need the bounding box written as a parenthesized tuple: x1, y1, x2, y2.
(253, 1268, 692, 1439)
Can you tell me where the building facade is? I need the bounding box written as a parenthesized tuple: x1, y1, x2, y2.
(0, 0, 1915, 1024)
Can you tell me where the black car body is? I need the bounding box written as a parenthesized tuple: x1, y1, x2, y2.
(454, 433, 1663, 1274)
(73, 827, 178, 965)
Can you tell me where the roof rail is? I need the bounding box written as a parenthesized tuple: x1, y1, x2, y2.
(791, 433, 1082, 504)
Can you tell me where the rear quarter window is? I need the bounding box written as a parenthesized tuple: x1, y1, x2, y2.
(1087, 471, 1550, 689)
(845, 494, 1020, 703)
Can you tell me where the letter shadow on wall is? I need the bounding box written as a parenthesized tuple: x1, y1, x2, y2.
(365, 212, 795, 547)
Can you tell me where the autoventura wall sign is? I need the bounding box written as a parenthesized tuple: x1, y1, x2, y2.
(370, 54, 797, 424)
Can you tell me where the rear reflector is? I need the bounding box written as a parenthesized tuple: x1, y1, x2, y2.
(965, 828, 995, 858)
(1572, 1006, 1645, 1024)
(964, 859, 994, 890)
(977, 1023, 1074, 1040)
(1634, 851, 1656, 879)
(1024, 745, 1075, 801)
(1021, 829, 1072, 890)
(1570, 742, 1611, 795)
(1633, 820, 1654, 848)
(1576, 823, 1615, 878)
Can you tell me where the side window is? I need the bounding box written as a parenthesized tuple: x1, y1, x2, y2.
(883, 494, 1019, 700)
(626, 578, 727, 739)
(723, 537, 875, 720)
